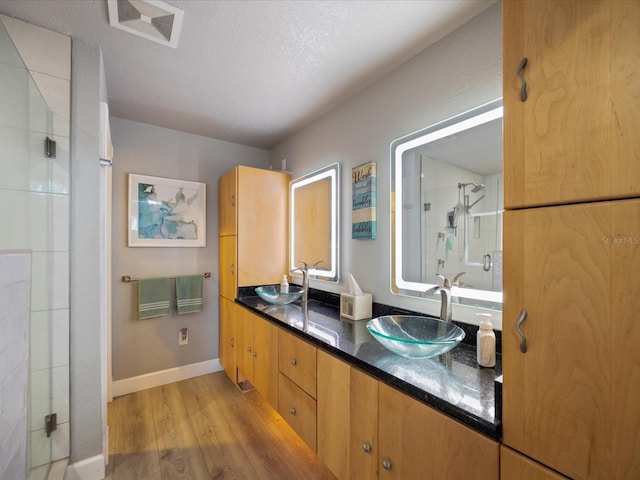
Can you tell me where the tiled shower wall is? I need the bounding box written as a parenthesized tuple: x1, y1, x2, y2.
(0, 253, 31, 480)
(0, 14, 71, 469)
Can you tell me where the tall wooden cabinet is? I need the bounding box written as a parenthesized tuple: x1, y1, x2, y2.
(503, 200, 640, 479)
(502, 1, 640, 479)
(218, 166, 290, 384)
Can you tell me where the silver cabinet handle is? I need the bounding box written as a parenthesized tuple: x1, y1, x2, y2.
(230, 337, 234, 347)
(289, 407, 296, 415)
(516, 309, 528, 353)
(517, 57, 528, 102)
(246, 347, 252, 352)
(382, 458, 392, 470)
(362, 442, 371, 453)
(290, 358, 297, 366)
(252, 351, 257, 358)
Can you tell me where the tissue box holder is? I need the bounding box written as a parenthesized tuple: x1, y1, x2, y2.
(340, 293, 372, 320)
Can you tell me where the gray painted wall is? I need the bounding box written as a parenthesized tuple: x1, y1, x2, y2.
(110, 118, 268, 381)
(70, 38, 103, 464)
(269, 4, 502, 323)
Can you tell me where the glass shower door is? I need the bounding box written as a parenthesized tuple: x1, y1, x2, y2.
(0, 16, 71, 480)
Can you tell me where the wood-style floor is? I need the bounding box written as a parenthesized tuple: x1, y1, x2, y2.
(106, 372, 336, 479)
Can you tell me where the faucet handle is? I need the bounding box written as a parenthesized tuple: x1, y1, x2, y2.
(436, 274, 452, 289)
(425, 285, 441, 295)
(452, 272, 466, 286)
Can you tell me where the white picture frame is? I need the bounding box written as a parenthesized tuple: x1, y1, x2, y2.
(128, 173, 206, 247)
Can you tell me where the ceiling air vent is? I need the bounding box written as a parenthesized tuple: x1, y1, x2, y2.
(107, 0, 184, 48)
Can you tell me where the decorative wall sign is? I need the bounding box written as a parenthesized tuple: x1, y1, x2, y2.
(352, 162, 377, 239)
(128, 173, 206, 247)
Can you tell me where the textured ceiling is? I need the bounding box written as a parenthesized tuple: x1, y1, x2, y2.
(0, 0, 496, 148)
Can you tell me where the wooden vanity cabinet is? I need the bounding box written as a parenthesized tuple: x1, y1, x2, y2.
(317, 351, 351, 479)
(278, 328, 317, 398)
(501, 446, 568, 480)
(349, 365, 379, 480)
(316, 350, 498, 480)
(503, 200, 640, 480)
(378, 383, 499, 480)
(503, 0, 640, 209)
(219, 296, 237, 382)
(278, 329, 318, 451)
(236, 307, 279, 408)
(278, 373, 317, 452)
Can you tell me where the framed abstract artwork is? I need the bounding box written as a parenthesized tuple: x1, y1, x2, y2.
(128, 173, 206, 247)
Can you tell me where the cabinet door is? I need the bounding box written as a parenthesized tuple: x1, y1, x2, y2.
(501, 446, 568, 480)
(278, 372, 317, 452)
(350, 368, 379, 480)
(219, 296, 236, 382)
(503, 0, 640, 208)
(237, 166, 290, 287)
(503, 200, 640, 479)
(252, 312, 279, 409)
(317, 351, 350, 480)
(219, 235, 236, 301)
(218, 167, 237, 236)
(611, 200, 640, 479)
(236, 306, 254, 384)
(278, 329, 317, 398)
(378, 383, 498, 479)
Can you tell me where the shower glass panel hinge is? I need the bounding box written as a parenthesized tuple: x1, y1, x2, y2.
(44, 136, 57, 158)
(45, 413, 57, 438)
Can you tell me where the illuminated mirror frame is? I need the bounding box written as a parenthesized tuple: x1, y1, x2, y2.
(290, 163, 340, 282)
(391, 99, 503, 305)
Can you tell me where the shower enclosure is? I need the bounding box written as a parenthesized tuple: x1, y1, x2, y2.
(0, 16, 71, 479)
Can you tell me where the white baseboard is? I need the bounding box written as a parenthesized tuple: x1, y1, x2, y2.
(111, 359, 223, 397)
(65, 454, 104, 480)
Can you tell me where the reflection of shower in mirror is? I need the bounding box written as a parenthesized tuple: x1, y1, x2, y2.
(457, 181, 489, 269)
(390, 98, 504, 309)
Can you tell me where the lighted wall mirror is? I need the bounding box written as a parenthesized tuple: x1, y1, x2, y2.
(391, 98, 503, 310)
(290, 163, 340, 283)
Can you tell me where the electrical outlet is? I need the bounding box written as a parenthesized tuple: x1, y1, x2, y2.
(179, 328, 188, 345)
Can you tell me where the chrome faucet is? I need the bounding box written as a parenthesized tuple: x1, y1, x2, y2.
(425, 274, 452, 323)
(289, 260, 322, 303)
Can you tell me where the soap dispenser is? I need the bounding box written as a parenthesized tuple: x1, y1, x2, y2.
(476, 313, 496, 368)
(280, 275, 289, 294)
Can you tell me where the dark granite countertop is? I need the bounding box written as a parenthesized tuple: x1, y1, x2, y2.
(236, 292, 502, 440)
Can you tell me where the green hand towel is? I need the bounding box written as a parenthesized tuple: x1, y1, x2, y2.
(176, 275, 203, 314)
(138, 277, 171, 319)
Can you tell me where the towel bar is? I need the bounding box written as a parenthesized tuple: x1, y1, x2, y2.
(122, 272, 211, 283)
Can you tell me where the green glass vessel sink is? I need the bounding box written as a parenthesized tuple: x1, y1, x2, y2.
(366, 315, 465, 359)
(255, 285, 304, 305)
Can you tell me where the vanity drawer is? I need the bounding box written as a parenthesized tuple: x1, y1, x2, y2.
(278, 372, 317, 452)
(278, 329, 317, 398)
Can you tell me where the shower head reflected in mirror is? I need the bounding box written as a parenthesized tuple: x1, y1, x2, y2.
(459, 182, 485, 193)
